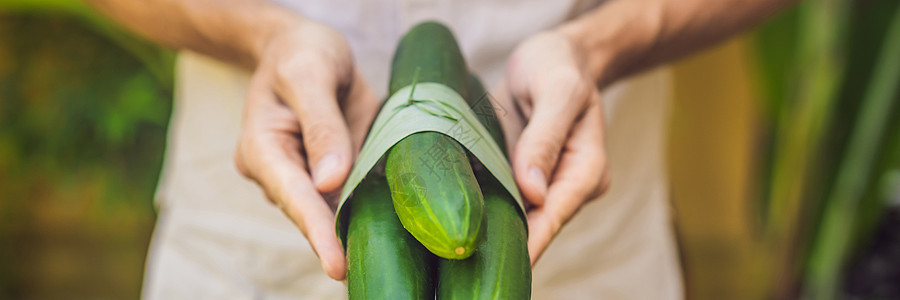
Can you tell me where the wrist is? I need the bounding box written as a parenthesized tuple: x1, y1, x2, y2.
(555, 22, 616, 87)
(555, 0, 661, 89)
(246, 6, 307, 67)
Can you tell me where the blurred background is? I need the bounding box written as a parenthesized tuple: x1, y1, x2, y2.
(1, 0, 898, 299)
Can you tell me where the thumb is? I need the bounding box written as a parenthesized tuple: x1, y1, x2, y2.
(512, 77, 591, 206)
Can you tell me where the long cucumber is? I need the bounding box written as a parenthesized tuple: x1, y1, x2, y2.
(437, 75, 532, 299)
(437, 175, 531, 300)
(385, 22, 485, 260)
(346, 175, 436, 299)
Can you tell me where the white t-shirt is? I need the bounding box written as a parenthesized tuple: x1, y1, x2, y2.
(144, 1, 683, 299)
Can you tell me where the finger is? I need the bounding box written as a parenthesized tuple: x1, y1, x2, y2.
(236, 73, 304, 182)
(339, 70, 380, 152)
(254, 140, 348, 281)
(237, 79, 347, 280)
(274, 58, 354, 193)
(512, 72, 592, 206)
(525, 206, 557, 266)
(526, 99, 609, 265)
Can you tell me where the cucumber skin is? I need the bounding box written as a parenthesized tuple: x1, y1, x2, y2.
(437, 177, 532, 300)
(385, 21, 485, 260)
(346, 176, 436, 300)
(437, 75, 532, 300)
(465, 74, 507, 155)
(389, 21, 469, 96)
(386, 134, 484, 259)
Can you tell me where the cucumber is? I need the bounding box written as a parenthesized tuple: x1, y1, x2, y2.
(385, 22, 485, 260)
(437, 75, 532, 300)
(437, 176, 531, 300)
(466, 74, 507, 155)
(346, 175, 436, 300)
(388, 22, 469, 96)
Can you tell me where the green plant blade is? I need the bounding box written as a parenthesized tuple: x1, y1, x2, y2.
(804, 2, 900, 297)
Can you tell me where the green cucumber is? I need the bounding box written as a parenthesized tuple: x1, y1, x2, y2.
(385, 21, 485, 260)
(437, 75, 532, 300)
(388, 22, 469, 96)
(466, 74, 507, 155)
(346, 175, 436, 300)
(437, 176, 531, 300)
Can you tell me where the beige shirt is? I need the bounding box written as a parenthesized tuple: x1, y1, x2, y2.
(144, 1, 683, 299)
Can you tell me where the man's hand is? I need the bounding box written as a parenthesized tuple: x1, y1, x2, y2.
(83, 0, 381, 280)
(234, 20, 379, 281)
(497, 0, 793, 264)
(498, 31, 611, 265)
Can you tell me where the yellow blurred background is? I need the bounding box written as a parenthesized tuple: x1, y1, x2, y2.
(2, 0, 900, 299)
(669, 38, 770, 299)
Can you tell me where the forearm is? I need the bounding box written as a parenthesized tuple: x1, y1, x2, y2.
(559, 0, 795, 87)
(84, 0, 305, 68)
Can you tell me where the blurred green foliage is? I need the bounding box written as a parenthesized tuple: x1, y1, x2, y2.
(0, 8, 174, 298)
(753, 0, 900, 298)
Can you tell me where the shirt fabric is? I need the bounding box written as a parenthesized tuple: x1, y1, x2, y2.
(143, 0, 683, 299)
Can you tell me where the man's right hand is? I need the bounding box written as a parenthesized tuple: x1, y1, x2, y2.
(84, 0, 378, 281)
(234, 20, 379, 281)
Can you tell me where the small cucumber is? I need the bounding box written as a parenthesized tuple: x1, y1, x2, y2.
(385, 21, 485, 259)
(386, 134, 484, 259)
(346, 175, 436, 300)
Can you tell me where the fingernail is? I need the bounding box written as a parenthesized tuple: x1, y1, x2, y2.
(529, 166, 548, 197)
(314, 154, 340, 186)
